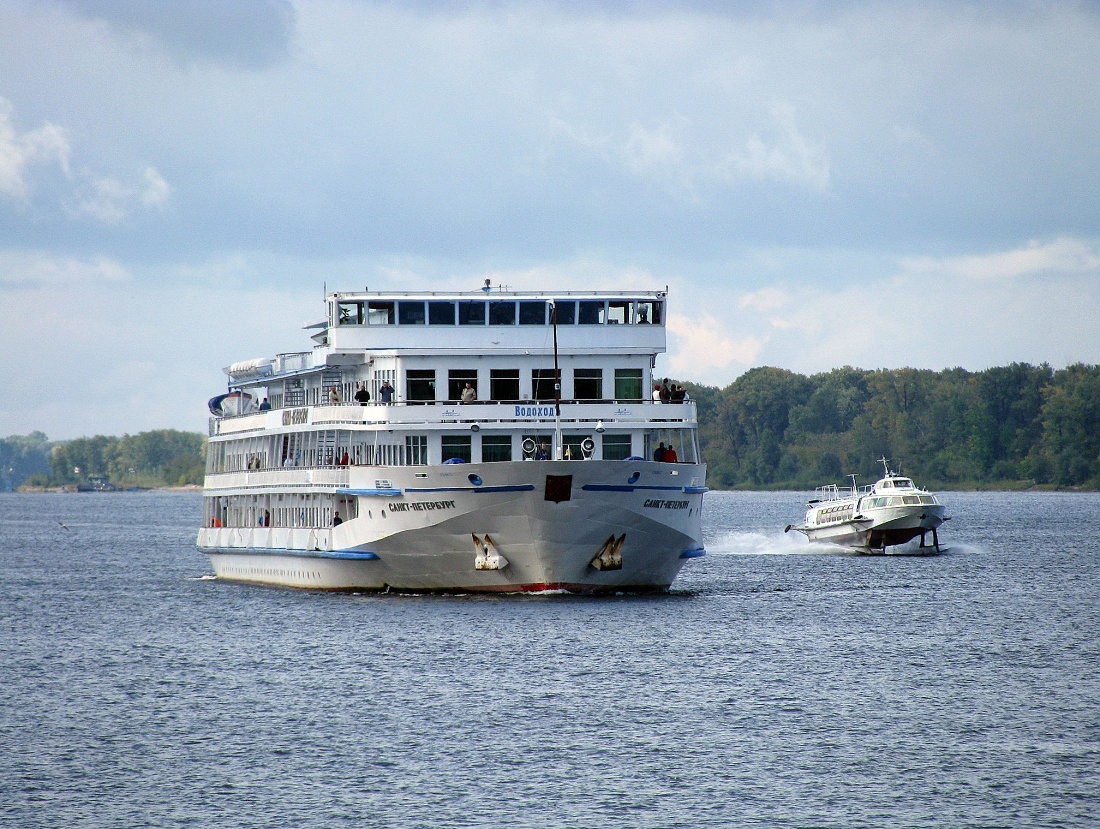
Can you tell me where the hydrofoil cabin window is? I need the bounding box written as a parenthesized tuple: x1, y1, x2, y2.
(614, 368, 643, 401)
(607, 300, 633, 325)
(578, 300, 605, 324)
(398, 301, 426, 325)
(532, 369, 558, 401)
(573, 368, 603, 400)
(406, 369, 436, 402)
(441, 435, 472, 464)
(428, 301, 456, 325)
(552, 300, 576, 325)
(367, 302, 395, 325)
(601, 434, 632, 460)
(338, 301, 364, 325)
(490, 369, 520, 401)
(481, 434, 512, 462)
(489, 301, 516, 325)
(448, 369, 479, 401)
(458, 300, 487, 325)
(519, 301, 547, 325)
(636, 299, 662, 325)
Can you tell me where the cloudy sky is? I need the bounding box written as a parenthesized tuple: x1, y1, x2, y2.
(2, 0, 1099, 440)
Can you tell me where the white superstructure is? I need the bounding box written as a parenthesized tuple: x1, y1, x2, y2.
(197, 286, 707, 592)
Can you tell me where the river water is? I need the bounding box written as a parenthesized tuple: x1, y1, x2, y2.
(1, 490, 1097, 828)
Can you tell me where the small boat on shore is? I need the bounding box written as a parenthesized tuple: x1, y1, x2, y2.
(785, 460, 948, 553)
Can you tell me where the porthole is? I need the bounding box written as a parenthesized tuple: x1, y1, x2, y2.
(628, 471, 640, 484)
(468, 474, 483, 486)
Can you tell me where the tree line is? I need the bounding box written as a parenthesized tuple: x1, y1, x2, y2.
(680, 362, 1100, 489)
(2, 430, 206, 490)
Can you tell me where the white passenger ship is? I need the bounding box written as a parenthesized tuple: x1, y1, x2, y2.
(197, 286, 707, 592)
(785, 460, 947, 553)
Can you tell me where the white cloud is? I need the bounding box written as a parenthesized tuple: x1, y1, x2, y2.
(901, 237, 1100, 281)
(68, 164, 171, 223)
(0, 250, 131, 287)
(667, 312, 764, 379)
(720, 103, 831, 191)
(0, 97, 70, 200)
(738, 286, 788, 312)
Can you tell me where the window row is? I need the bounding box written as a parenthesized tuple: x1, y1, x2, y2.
(205, 493, 356, 529)
(336, 298, 663, 327)
(406, 368, 644, 402)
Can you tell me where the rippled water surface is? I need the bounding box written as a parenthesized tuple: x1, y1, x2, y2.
(2, 490, 1098, 828)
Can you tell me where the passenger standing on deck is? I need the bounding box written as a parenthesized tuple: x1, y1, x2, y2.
(653, 442, 666, 462)
(333, 511, 343, 526)
(652, 383, 662, 402)
(659, 380, 671, 404)
(380, 380, 394, 403)
(663, 445, 678, 463)
(461, 382, 477, 403)
(259, 398, 271, 411)
(536, 442, 550, 460)
(354, 383, 370, 405)
(328, 385, 341, 404)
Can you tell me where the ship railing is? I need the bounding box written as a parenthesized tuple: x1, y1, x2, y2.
(203, 467, 351, 490)
(812, 483, 874, 502)
(211, 400, 698, 435)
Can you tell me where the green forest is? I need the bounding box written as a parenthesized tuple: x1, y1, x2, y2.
(2, 430, 206, 490)
(683, 362, 1100, 489)
(3, 362, 1099, 491)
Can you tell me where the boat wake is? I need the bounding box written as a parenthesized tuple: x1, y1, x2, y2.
(705, 530, 851, 557)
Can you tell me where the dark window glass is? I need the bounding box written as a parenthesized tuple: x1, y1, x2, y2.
(441, 435, 472, 464)
(574, 368, 602, 400)
(578, 300, 605, 324)
(448, 369, 478, 401)
(406, 369, 435, 402)
(614, 368, 643, 401)
(458, 301, 486, 325)
(607, 301, 632, 324)
(552, 300, 576, 325)
(398, 301, 426, 325)
(532, 369, 558, 401)
(522, 434, 553, 459)
(602, 434, 632, 460)
(428, 301, 456, 325)
(489, 301, 516, 325)
(368, 302, 395, 324)
(490, 369, 520, 401)
(337, 302, 363, 325)
(481, 435, 512, 463)
(519, 301, 547, 325)
(562, 434, 590, 461)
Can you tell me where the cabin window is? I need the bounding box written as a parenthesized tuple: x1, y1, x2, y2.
(574, 368, 603, 400)
(519, 301, 547, 325)
(406, 369, 436, 402)
(562, 434, 591, 461)
(428, 301, 456, 325)
(489, 301, 516, 325)
(481, 435, 512, 463)
(522, 434, 553, 459)
(490, 369, 520, 401)
(405, 435, 428, 465)
(636, 300, 662, 325)
(448, 369, 478, 401)
(614, 368, 643, 401)
(601, 434, 632, 460)
(578, 300, 605, 324)
(607, 301, 633, 325)
(552, 300, 576, 324)
(532, 369, 558, 401)
(338, 301, 364, 325)
(398, 301, 426, 325)
(367, 302, 395, 325)
(458, 301, 487, 325)
(441, 435, 472, 464)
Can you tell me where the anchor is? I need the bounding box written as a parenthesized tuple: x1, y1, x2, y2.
(472, 533, 509, 570)
(589, 533, 625, 571)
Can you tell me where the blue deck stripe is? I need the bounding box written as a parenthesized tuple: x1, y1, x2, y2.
(679, 547, 706, 559)
(682, 486, 709, 494)
(581, 484, 686, 493)
(202, 547, 379, 560)
(342, 488, 403, 496)
(404, 485, 536, 494)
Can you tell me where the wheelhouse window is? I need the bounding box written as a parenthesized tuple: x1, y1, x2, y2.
(406, 369, 436, 402)
(398, 301, 426, 325)
(574, 368, 603, 400)
(448, 369, 478, 401)
(481, 435, 512, 462)
(578, 300, 605, 324)
(519, 301, 547, 325)
(368, 302, 395, 325)
(614, 368, 643, 401)
(607, 300, 633, 325)
(601, 434, 632, 460)
(532, 369, 558, 401)
(636, 299, 662, 325)
(552, 300, 576, 325)
(428, 301, 456, 325)
(441, 435, 472, 463)
(458, 300, 487, 325)
(337, 301, 364, 325)
(489, 301, 516, 325)
(490, 369, 520, 401)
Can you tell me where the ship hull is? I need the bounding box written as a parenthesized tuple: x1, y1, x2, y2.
(803, 504, 946, 552)
(198, 460, 706, 592)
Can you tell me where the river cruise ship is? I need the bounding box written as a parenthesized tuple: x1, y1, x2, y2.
(197, 286, 707, 592)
